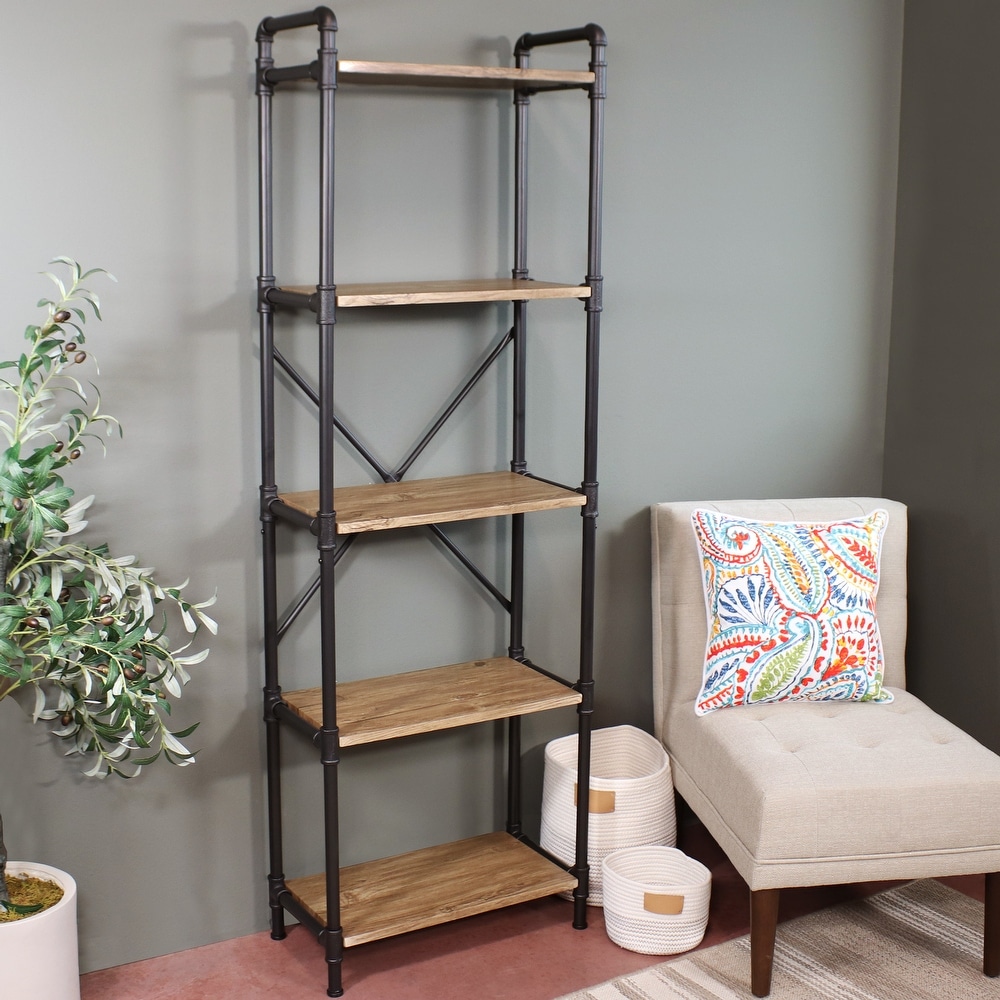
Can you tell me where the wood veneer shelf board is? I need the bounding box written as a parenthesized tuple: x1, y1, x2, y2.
(338, 60, 594, 91)
(286, 832, 577, 947)
(279, 471, 586, 533)
(283, 657, 582, 745)
(278, 278, 591, 308)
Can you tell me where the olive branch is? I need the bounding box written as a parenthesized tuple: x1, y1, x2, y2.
(0, 259, 216, 909)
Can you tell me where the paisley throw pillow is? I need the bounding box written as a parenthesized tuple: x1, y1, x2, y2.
(690, 508, 892, 715)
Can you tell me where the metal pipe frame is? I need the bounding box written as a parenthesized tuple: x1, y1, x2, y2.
(257, 10, 604, 993)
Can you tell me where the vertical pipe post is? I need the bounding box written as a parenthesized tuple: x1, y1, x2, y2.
(573, 25, 606, 929)
(312, 14, 344, 997)
(509, 56, 530, 655)
(256, 21, 286, 942)
(504, 46, 533, 839)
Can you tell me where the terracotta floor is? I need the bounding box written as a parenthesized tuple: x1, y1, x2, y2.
(79, 821, 985, 1000)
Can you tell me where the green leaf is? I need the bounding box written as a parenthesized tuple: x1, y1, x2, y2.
(0, 656, 22, 678)
(1, 901, 44, 915)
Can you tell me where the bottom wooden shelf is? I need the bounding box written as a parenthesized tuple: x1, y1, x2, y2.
(286, 831, 577, 947)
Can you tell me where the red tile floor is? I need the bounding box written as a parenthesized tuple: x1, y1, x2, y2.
(80, 819, 985, 1000)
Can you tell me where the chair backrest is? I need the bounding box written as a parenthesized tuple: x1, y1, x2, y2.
(650, 498, 908, 741)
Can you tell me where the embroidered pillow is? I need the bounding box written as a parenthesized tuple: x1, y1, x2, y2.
(690, 508, 892, 715)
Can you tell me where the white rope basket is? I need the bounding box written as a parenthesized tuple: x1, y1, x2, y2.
(539, 725, 676, 905)
(601, 846, 711, 955)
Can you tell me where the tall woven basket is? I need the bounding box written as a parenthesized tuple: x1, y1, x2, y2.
(539, 725, 676, 905)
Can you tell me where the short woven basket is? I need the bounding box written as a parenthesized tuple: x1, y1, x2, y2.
(601, 846, 711, 955)
(539, 725, 676, 905)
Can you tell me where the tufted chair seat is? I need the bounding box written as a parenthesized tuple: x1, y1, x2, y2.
(651, 498, 1000, 996)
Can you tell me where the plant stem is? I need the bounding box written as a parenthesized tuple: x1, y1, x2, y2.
(10, 317, 63, 448)
(0, 811, 9, 906)
(0, 539, 13, 703)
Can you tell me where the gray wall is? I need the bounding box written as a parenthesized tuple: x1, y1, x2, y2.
(0, 0, 903, 973)
(884, 1, 1000, 752)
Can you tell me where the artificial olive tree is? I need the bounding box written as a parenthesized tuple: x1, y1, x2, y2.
(0, 260, 215, 913)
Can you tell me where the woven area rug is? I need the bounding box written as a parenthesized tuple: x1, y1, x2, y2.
(556, 879, 995, 999)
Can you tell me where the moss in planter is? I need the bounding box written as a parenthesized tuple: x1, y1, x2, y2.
(0, 875, 64, 922)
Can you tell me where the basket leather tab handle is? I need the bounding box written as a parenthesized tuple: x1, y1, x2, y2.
(573, 783, 616, 814)
(643, 892, 685, 915)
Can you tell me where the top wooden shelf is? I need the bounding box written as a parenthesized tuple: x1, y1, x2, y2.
(338, 60, 594, 91)
(277, 278, 591, 309)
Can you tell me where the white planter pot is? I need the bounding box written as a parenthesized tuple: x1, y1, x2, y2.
(0, 862, 80, 1000)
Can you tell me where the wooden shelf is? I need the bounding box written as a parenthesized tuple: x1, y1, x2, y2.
(287, 832, 577, 947)
(278, 277, 591, 308)
(279, 471, 586, 533)
(283, 657, 581, 746)
(339, 60, 594, 91)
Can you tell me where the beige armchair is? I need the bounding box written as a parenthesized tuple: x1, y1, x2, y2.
(650, 497, 1000, 996)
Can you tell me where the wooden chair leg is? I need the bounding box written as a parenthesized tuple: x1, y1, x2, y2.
(750, 888, 780, 997)
(986, 872, 1000, 977)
